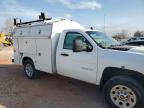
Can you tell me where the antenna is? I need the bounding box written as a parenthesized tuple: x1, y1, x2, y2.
(14, 18, 17, 26)
(90, 27, 93, 30)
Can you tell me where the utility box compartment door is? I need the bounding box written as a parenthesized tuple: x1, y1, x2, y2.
(19, 38, 36, 55)
(30, 25, 52, 37)
(36, 39, 52, 73)
(14, 27, 30, 37)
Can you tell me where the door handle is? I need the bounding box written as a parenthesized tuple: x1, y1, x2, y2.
(61, 53, 69, 56)
(38, 53, 41, 56)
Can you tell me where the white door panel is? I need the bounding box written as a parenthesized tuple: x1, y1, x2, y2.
(36, 39, 53, 73)
(58, 50, 97, 84)
(57, 32, 97, 84)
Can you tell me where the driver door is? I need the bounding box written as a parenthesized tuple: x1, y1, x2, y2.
(57, 32, 97, 84)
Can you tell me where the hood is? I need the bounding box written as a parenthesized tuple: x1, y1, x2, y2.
(129, 46, 144, 53)
(108, 45, 144, 54)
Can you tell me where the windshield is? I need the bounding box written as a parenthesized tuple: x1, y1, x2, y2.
(86, 31, 119, 48)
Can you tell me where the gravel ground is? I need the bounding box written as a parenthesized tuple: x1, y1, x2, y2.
(0, 47, 109, 108)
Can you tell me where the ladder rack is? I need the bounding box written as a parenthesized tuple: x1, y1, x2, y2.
(14, 12, 52, 26)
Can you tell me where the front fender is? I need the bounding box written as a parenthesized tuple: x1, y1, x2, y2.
(97, 48, 144, 85)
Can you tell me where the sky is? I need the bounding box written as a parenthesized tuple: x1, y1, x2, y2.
(0, 0, 144, 35)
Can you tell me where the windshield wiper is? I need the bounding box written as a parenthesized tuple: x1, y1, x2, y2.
(109, 44, 122, 47)
(107, 44, 122, 49)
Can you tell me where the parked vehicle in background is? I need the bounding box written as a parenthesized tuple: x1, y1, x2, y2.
(0, 32, 12, 47)
(127, 37, 144, 41)
(122, 37, 144, 46)
(0, 42, 3, 50)
(124, 40, 144, 46)
(13, 13, 144, 108)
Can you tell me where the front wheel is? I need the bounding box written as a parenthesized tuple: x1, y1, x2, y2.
(24, 59, 39, 79)
(103, 76, 144, 108)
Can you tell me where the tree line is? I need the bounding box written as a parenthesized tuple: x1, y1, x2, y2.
(112, 30, 144, 41)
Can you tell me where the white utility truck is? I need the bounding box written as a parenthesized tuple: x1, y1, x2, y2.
(13, 13, 144, 108)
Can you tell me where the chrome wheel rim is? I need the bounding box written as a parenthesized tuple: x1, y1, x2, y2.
(25, 64, 33, 77)
(110, 85, 137, 108)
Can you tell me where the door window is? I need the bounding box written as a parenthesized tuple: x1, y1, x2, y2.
(63, 32, 84, 50)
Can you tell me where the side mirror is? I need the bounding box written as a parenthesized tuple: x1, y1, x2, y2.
(73, 38, 92, 52)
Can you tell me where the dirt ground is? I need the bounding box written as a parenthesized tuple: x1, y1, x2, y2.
(0, 47, 108, 108)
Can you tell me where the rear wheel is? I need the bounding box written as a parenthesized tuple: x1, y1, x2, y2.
(103, 76, 144, 108)
(24, 59, 39, 79)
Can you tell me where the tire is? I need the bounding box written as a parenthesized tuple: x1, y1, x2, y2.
(103, 76, 144, 108)
(24, 59, 39, 79)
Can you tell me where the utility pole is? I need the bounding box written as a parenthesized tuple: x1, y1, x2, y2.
(104, 14, 106, 33)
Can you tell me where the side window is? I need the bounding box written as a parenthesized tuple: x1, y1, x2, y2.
(63, 32, 86, 50)
(63, 32, 93, 50)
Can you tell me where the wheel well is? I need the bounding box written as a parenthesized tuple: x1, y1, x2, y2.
(100, 67, 144, 89)
(22, 57, 33, 65)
